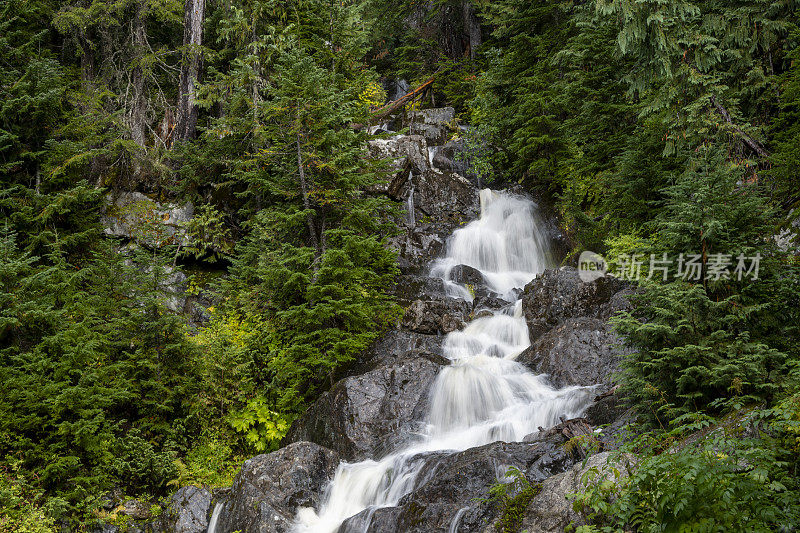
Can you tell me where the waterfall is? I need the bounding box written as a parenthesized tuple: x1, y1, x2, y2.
(292, 189, 594, 533)
(207, 502, 223, 533)
(406, 179, 416, 228)
(448, 507, 469, 533)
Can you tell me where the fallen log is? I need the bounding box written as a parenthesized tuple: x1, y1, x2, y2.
(370, 74, 436, 123)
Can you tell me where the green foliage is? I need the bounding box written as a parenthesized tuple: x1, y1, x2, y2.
(109, 429, 178, 497)
(168, 434, 244, 489)
(0, 461, 58, 533)
(0, 230, 198, 515)
(572, 408, 800, 532)
(227, 396, 291, 452)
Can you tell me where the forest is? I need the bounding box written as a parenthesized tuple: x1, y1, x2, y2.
(1, 0, 800, 531)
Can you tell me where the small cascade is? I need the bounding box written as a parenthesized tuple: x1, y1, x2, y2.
(406, 179, 416, 228)
(292, 189, 594, 533)
(448, 507, 469, 533)
(207, 502, 223, 533)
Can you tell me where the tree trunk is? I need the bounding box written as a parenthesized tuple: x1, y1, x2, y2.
(461, 0, 481, 60)
(296, 130, 320, 254)
(129, 0, 148, 148)
(175, 0, 206, 142)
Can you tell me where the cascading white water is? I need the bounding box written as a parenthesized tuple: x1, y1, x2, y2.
(207, 502, 223, 533)
(406, 180, 416, 229)
(430, 190, 552, 301)
(293, 189, 594, 533)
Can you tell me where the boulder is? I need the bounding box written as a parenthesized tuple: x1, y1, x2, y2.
(516, 317, 628, 388)
(448, 264, 484, 286)
(392, 275, 449, 302)
(471, 293, 511, 313)
(343, 328, 443, 378)
(101, 192, 193, 247)
(213, 442, 339, 533)
(282, 352, 449, 461)
(159, 486, 212, 533)
(430, 140, 467, 175)
(389, 223, 452, 274)
(401, 298, 471, 334)
(413, 169, 479, 224)
(521, 267, 631, 342)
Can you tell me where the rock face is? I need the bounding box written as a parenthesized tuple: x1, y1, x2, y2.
(516, 317, 627, 388)
(213, 442, 340, 533)
(412, 169, 479, 224)
(521, 267, 631, 342)
(366, 134, 429, 190)
(283, 352, 449, 461)
(407, 107, 456, 146)
(516, 267, 633, 390)
(401, 298, 470, 334)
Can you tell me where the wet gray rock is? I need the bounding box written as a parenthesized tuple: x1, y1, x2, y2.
(516, 317, 628, 389)
(101, 192, 193, 247)
(213, 442, 339, 533)
(392, 275, 449, 302)
(401, 297, 470, 334)
(585, 390, 626, 427)
(430, 140, 467, 175)
(413, 169, 479, 224)
(283, 352, 449, 461)
(449, 264, 484, 286)
(521, 267, 631, 342)
(389, 223, 452, 273)
(407, 107, 456, 146)
(348, 328, 443, 373)
(156, 486, 212, 533)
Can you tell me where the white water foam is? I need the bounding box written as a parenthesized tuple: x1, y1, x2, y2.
(292, 189, 593, 533)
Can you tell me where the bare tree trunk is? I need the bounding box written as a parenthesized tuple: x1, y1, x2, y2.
(175, 0, 206, 142)
(129, 0, 148, 148)
(296, 130, 320, 254)
(462, 0, 481, 60)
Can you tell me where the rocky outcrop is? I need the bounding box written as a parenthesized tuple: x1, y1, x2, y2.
(521, 267, 631, 342)
(401, 298, 470, 334)
(283, 352, 449, 461)
(212, 442, 339, 533)
(157, 486, 213, 533)
(516, 267, 633, 390)
(516, 317, 627, 388)
(366, 134, 428, 191)
(412, 169, 479, 224)
(407, 107, 456, 146)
